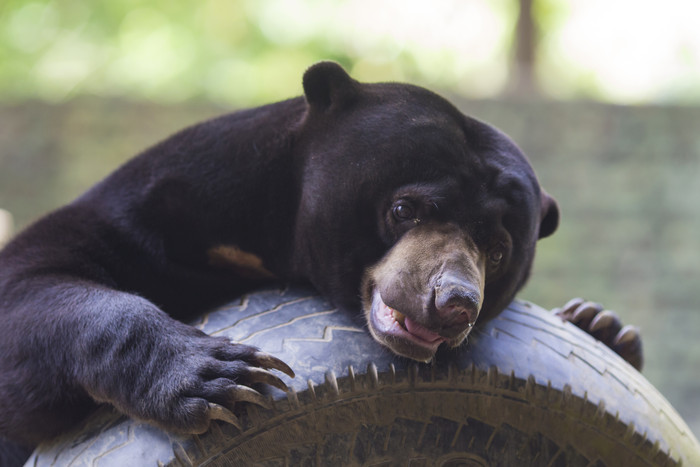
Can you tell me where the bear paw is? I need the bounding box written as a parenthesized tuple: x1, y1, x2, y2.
(553, 298, 643, 371)
(106, 329, 295, 435)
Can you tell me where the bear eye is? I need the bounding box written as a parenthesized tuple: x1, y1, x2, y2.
(489, 249, 504, 265)
(392, 202, 416, 221)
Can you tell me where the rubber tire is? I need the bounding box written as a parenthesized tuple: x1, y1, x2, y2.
(26, 285, 700, 466)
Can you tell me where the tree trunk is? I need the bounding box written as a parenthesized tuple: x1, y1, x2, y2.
(509, 0, 539, 96)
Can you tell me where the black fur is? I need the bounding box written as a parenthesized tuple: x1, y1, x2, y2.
(0, 62, 558, 457)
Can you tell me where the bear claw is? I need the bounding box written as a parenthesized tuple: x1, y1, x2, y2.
(245, 367, 290, 391)
(252, 351, 295, 379)
(612, 325, 643, 371)
(207, 403, 242, 430)
(227, 386, 272, 409)
(615, 325, 641, 345)
(569, 300, 602, 329)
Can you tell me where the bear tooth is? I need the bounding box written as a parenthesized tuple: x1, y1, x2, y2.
(392, 309, 406, 326)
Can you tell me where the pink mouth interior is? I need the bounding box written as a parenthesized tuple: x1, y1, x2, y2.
(372, 292, 446, 349)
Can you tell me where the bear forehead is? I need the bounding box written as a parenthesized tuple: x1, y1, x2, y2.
(301, 79, 541, 213)
(329, 89, 529, 172)
(324, 121, 535, 198)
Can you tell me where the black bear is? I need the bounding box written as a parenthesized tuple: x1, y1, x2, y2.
(0, 62, 639, 461)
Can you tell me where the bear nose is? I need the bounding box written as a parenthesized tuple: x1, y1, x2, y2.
(434, 276, 481, 327)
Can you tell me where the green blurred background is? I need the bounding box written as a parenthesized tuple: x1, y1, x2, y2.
(1, 0, 699, 439)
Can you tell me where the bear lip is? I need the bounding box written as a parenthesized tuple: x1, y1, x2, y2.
(370, 291, 446, 351)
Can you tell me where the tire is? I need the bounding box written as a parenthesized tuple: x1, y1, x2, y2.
(26, 285, 700, 466)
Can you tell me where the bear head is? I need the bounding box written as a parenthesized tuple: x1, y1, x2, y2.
(292, 62, 558, 362)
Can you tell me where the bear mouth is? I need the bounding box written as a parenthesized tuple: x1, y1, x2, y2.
(367, 290, 447, 362)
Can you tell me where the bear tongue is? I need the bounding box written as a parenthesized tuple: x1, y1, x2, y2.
(404, 317, 444, 343)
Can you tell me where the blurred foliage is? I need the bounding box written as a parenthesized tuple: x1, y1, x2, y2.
(0, 0, 514, 105)
(2, 0, 700, 104)
(0, 0, 339, 104)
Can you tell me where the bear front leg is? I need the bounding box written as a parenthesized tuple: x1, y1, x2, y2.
(76, 289, 295, 434)
(0, 281, 294, 444)
(553, 298, 643, 371)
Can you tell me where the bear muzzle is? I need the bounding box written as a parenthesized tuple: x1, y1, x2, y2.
(364, 282, 480, 363)
(361, 224, 485, 362)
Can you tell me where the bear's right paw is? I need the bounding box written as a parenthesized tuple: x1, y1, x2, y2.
(553, 298, 643, 371)
(114, 331, 295, 435)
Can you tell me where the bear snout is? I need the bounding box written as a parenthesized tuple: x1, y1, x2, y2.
(434, 275, 481, 329)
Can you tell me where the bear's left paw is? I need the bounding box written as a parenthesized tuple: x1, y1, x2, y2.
(553, 298, 643, 371)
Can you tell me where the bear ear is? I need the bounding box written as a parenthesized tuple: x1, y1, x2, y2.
(538, 189, 560, 239)
(303, 61, 359, 111)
